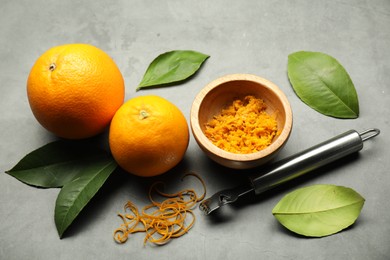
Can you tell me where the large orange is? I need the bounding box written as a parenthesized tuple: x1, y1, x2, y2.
(27, 43, 125, 139)
(109, 95, 189, 177)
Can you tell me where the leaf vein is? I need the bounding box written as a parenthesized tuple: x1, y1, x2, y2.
(274, 200, 364, 215)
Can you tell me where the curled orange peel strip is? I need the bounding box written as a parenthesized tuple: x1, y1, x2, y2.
(113, 172, 206, 246)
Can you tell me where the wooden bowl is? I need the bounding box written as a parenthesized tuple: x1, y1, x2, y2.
(190, 74, 293, 169)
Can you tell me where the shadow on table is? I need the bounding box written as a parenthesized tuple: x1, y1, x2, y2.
(202, 152, 361, 224)
(62, 151, 361, 238)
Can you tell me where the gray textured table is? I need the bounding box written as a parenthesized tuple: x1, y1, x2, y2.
(1, 1, 389, 259)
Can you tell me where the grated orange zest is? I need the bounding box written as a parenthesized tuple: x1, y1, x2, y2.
(204, 95, 279, 154)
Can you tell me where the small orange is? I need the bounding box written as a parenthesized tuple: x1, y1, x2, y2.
(27, 43, 125, 139)
(109, 95, 189, 177)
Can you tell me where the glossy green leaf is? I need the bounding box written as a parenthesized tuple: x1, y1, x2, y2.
(5, 140, 111, 188)
(272, 184, 365, 237)
(137, 50, 209, 91)
(287, 51, 359, 118)
(55, 157, 117, 238)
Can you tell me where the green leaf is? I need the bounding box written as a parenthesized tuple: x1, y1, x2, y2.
(5, 140, 118, 238)
(287, 51, 359, 119)
(137, 50, 209, 91)
(55, 157, 117, 238)
(272, 184, 365, 237)
(5, 140, 111, 188)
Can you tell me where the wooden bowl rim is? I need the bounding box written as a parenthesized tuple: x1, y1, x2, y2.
(190, 73, 293, 163)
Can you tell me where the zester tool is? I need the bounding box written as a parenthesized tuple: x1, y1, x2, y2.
(199, 128, 380, 215)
